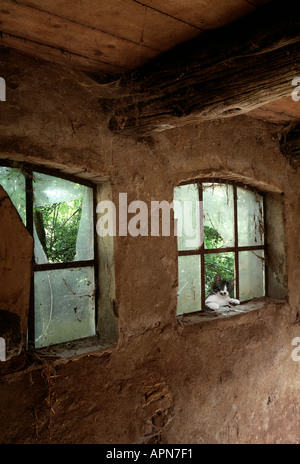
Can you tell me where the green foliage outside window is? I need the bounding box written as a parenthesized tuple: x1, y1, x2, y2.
(204, 225, 234, 297)
(34, 199, 83, 263)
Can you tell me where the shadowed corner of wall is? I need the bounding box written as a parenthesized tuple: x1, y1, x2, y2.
(0, 185, 33, 375)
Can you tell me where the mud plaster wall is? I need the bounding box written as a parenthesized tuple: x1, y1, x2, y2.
(0, 48, 300, 444)
(0, 185, 33, 359)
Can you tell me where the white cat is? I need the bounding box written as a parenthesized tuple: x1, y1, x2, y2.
(205, 274, 240, 311)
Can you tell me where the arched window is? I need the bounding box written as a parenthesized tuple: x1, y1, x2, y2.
(174, 180, 266, 315)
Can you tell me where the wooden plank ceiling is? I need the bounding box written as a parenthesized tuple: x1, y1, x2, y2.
(0, 0, 272, 74)
(0, 0, 299, 124)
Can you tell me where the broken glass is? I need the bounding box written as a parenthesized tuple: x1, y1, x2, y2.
(33, 172, 94, 264)
(34, 266, 96, 348)
(0, 166, 26, 223)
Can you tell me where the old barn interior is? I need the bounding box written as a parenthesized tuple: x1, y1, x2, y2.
(0, 0, 300, 444)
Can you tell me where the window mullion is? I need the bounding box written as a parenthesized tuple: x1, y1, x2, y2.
(26, 170, 35, 349)
(198, 182, 205, 310)
(34, 259, 95, 272)
(233, 184, 240, 300)
(25, 169, 33, 235)
(93, 186, 99, 331)
(263, 194, 268, 298)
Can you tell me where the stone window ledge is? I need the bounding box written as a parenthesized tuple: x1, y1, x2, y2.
(34, 335, 116, 363)
(177, 297, 287, 328)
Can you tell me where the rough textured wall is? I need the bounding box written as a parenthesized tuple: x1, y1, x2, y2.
(0, 185, 33, 362)
(0, 48, 300, 444)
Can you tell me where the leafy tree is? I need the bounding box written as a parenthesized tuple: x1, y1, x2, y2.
(34, 199, 83, 263)
(204, 225, 235, 297)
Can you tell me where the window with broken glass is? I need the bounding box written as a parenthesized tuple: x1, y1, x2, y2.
(0, 162, 97, 348)
(174, 180, 266, 315)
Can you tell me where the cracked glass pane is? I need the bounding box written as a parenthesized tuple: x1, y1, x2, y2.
(239, 250, 265, 301)
(174, 183, 201, 251)
(33, 172, 94, 264)
(177, 255, 201, 315)
(34, 267, 96, 348)
(203, 183, 234, 249)
(237, 187, 264, 246)
(0, 166, 26, 223)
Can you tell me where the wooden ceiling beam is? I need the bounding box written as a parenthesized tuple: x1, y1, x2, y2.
(108, 0, 300, 136)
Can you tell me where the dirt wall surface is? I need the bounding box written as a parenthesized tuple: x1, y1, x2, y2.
(0, 185, 33, 361)
(0, 48, 300, 444)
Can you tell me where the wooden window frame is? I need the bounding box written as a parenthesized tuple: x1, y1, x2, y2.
(177, 179, 267, 310)
(0, 160, 99, 349)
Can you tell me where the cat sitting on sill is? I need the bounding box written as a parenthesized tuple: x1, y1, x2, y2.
(205, 273, 240, 311)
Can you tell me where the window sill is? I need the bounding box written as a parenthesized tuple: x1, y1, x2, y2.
(0, 336, 116, 378)
(177, 297, 287, 327)
(33, 335, 116, 362)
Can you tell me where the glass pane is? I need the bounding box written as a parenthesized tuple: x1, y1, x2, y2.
(204, 252, 235, 299)
(203, 183, 234, 249)
(237, 187, 264, 246)
(0, 166, 26, 223)
(34, 267, 96, 348)
(33, 172, 94, 264)
(174, 184, 201, 251)
(239, 250, 265, 301)
(177, 255, 201, 315)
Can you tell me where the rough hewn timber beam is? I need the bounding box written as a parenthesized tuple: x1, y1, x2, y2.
(108, 0, 300, 137)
